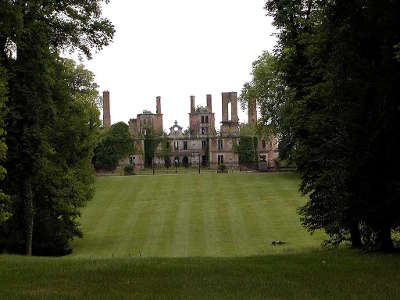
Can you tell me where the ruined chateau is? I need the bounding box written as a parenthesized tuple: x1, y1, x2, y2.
(102, 91, 278, 170)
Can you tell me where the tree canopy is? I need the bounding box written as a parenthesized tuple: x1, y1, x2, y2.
(260, 0, 400, 250)
(0, 0, 114, 255)
(94, 122, 134, 171)
(0, 66, 10, 225)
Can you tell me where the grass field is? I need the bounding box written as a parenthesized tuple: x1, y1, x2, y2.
(1, 172, 400, 299)
(71, 172, 323, 257)
(1, 250, 400, 299)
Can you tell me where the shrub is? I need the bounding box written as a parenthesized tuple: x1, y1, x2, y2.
(124, 164, 135, 176)
(217, 163, 227, 173)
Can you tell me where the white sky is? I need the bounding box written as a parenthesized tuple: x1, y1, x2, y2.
(80, 0, 277, 131)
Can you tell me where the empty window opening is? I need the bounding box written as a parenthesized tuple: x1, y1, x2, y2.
(218, 155, 224, 165)
(174, 141, 179, 150)
(202, 140, 206, 150)
(183, 141, 188, 150)
(218, 139, 223, 150)
(202, 155, 207, 166)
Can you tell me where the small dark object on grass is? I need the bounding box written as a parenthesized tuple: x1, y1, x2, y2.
(271, 240, 286, 246)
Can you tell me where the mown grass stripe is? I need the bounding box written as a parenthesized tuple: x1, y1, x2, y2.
(214, 176, 236, 256)
(203, 182, 220, 256)
(70, 173, 324, 258)
(171, 199, 190, 257)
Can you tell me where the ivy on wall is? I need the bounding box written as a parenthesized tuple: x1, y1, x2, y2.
(238, 136, 258, 164)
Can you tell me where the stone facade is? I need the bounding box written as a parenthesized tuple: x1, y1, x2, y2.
(104, 91, 278, 170)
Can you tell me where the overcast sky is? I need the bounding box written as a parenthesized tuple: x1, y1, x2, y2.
(79, 0, 276, 131)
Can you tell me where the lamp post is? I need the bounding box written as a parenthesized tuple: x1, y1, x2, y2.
(193, 152, 200, 174)
(199, 153, 201, 174)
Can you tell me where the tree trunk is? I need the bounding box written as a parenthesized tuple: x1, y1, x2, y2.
(24, 181, 33, 256)
(349, 223, 362, 248)
(377, 226, 393, 252)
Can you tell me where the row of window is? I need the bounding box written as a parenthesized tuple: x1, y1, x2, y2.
(168, 140, 206, 151)
(201, 116, 209, 124)
(167, 139, 267, 151)
(169, 141, 188, 150)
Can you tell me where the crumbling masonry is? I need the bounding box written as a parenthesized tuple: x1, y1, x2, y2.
(103, 91, 278, 170)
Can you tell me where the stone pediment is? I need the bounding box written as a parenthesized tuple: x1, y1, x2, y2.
(169, 121, 183, 137)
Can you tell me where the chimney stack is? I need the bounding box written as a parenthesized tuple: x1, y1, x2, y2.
(103, 91, 111, 128)
(231, 92, 238, 122)
(207, 94, 212, 113)
(156, 96, 161, 114)
(221, 92, 238, 123)
(248, 98, 257, 125)
(190, 96, 195, 113)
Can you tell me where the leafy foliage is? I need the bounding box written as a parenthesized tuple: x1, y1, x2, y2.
(239, 51, 294, 161)
(0, 0, 114, 255)
(1, 56, 101, 256)
(238, 136, 258, 164)
(265, 0, 400, 250)
(94, 122, 134, 171)
(124, 164, 135, 176)
(0, 66, 10, 225)
(240, 51, 288, 133)
(217, 163, 227, 173)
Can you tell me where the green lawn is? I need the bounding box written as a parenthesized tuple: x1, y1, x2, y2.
(1, 250, 400, 299)
(1, 172, 400, 299)
(71, 172, 323, 257)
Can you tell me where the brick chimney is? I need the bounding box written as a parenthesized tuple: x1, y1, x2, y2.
(190, 96, 195, 113)
(231, 92, 238, 123)
(103, 91, 111, 128)
(248, 98, 257, 125)
(221, 92, 238, 123)
(156, 96, 161, 114)
(222, 93, 229, 122)
(207, 94, 212, 113)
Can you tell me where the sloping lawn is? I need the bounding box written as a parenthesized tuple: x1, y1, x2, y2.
(1, 250, 400, 299)
(70, 172, 323, 257)
(2, 173, 399, 299)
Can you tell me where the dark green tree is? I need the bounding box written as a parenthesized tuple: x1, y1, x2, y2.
(237, 136, 257, 165)
(265, 0, 400, 250)
(0, 66, 10, 225)
(0, 0, 114, 255)
(1, 57, 102, 255)
(94, 122, 134, 171)
(143, 128, 160, 168)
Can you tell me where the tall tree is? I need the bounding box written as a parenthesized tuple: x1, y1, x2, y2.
(265, 0, 400, 250)
(0, 66, 10, 225)
(94, 122, 134, 171)
(0, 0, 114, 255)
(239, 51, 294, 161)
(1, 56, 103, 255)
